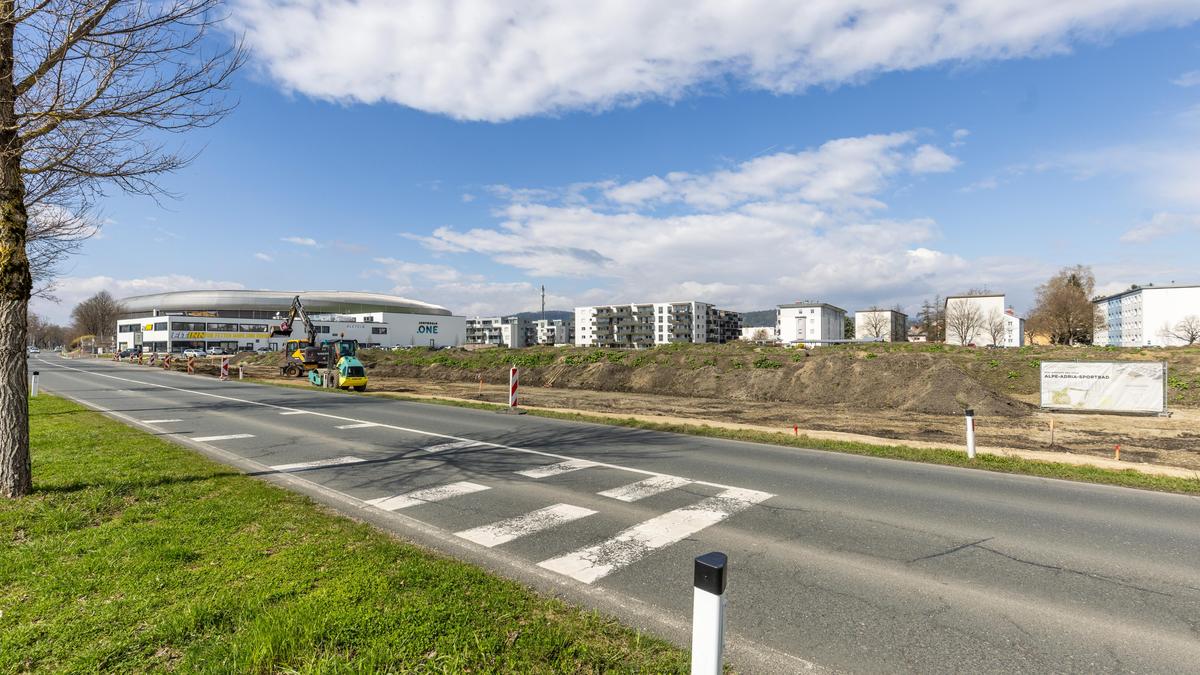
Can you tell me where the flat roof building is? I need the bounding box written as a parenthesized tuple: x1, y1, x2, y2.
(777, 302, 846, 345)
(574, 301, 741, 348)
(854, 308, 908, 342)
(116, 290, 464, 353)
(1093, 284, 1200, 347)
(943, 294, 1024, 347)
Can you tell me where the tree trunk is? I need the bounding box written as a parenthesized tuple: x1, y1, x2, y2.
(0, 1, 33, 498)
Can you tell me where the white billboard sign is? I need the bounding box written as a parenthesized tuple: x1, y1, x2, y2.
(1040, 361, 1167, 414)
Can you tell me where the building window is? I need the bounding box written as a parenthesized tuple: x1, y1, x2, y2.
(208, 322, 238, 332)
(371, 327, 387, 334)
(153, 322, 167, 331)
(239, 324, 267, 332)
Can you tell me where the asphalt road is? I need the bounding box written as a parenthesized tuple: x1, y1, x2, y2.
(34, 356, 1200, 673)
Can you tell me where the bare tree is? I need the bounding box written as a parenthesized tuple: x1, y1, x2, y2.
(985, 310, 1007, 346)
(1170, 315, 1200, 345)
(27, 310, 65, 347)
(1027, 265, 1096, 345)
(858, 308, 890, 340)
(919, 295, 944, 342)
(70, 289, 121, 345)
(2, 1, 243, 497)
(750, 327, 771, 342)
(945, 298, 984, 346)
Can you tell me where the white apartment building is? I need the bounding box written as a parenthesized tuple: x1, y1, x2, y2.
(777, 302, 846, 345)
(1093, 284, 1200, 347)
(854, 309, 908, 342)
(534, 318, 574, 345)
(574, 301, 742, 348)
(741, 325, 777, 342)
(943, 294, 1025, 347)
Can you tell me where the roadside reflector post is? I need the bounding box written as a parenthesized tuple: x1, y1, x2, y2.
(219, 357, 230, 381)
(30, 371, 39, 397)
(965, 408, 976, 460)
(238, 363, 244, 380)
(691, 551, 728, 675)
(509, 365, 518, 408)
(1049, 417, 1055, 447)
(1115, 444, 1121, 461)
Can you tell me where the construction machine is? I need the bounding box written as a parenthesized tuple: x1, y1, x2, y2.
(270, 296, 369, 391)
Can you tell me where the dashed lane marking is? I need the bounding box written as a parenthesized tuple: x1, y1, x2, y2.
(335, 422, 379, 429)
(598, 475, 692, 502)
(279, 410, 309, 416)
(192, 433, 255, 442)
(366, 481, 490, 512)
(270, 456, 367, 472)
(516, 459, 599, 479)
(538, 487, 774, 584)
(456, 504, 597, 548)
(142, 419, 183, 424)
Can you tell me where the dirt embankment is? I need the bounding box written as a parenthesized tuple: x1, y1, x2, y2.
(365, 352, 1029, 418)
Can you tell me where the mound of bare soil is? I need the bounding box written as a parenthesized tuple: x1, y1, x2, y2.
(368, 351, 1031, 417)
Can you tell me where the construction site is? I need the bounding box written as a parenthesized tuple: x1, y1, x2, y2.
(202, 341, 1200, 472)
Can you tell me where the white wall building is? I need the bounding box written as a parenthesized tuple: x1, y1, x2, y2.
(574, 301, 741, 348)
(534, 318, 575, 345)
(1094, 284, 1200, 347)
(776, 302, 846, 345)
(115, 290, 464, 352)
(854, 309, 908, 342)
(740, 325, 777, 342)
(943, 294, 1024, 347)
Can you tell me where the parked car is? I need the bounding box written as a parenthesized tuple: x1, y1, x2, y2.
(182, 348, 206, 358)
(117, 348, 137, 359)
(255, 346, 274, 353)
(205, 346, 226, 356)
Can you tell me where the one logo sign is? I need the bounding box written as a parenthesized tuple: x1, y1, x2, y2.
(417, 322, 439, 334)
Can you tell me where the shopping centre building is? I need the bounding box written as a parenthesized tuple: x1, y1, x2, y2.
(115, 290, 465, 353)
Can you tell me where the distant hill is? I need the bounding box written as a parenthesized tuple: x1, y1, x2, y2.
(508, 310, 574, 322)
(740, 309, 776, 327)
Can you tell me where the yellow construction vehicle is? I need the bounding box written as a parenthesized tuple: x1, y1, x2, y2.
(270, 296, 368, 391)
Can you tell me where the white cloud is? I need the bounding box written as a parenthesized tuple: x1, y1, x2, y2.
(234, 1, 1200, 121)
(951, 129, 971, 146)
(398, 130, 1034, 312)
(281, 236, 317, 246)
(1120, 212, 1200, 242)
(30, 275, 247, 324)
(1173, 70, 1200, 87)
(254, 252, 274, 262)
(461, 193, 476, 203)
(369, 258, 571, 316)
(910, 144, 959, 173)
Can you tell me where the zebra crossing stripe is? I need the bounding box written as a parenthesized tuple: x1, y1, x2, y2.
(335, 422, 379, 429)
(270, 456, 367, 472)
(456, 504, 596, 547)
(366, 481, 490, 511)
(192, 433, 254, 442)
(538, 487, 773, 584)
(598, 475, 692, 502)
(516, 459, 598, 479)
(423, 440, 486, 453)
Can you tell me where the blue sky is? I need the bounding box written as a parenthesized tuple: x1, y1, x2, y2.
(32, 2, 1200, 323)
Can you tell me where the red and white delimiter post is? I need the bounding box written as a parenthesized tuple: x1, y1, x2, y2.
(508, 366, 519, 409)
(219, 357, 230, 381)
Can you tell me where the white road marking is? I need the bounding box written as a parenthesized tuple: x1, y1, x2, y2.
(516, 459, 599, 479)
(192, 433, 255, 442)
(598, 475, 692, 502)
(142, 418, 182, 424)
(335, 422, 379, 429)
(423, 440, 485, 453)
(456, 503, 597, 547)
(35, 358, 745, 491)
(538, 487, 774, 584)
(366, 481, 490, 511)
(270, 456, 367, 472)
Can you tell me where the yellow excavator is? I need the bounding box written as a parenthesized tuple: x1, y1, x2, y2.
(270, 296, 368, 391)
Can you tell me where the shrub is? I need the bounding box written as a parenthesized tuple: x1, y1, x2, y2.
(1006, 370, 1020, 379)
(752, 357, 782, 369)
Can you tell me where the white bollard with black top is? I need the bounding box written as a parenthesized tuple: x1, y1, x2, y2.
(30, 370, 39, 397)
(691, 551, 728, 675)
(965, 408, 976, 460)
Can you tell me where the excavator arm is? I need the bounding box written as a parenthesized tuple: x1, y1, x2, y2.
(270, 295, 318, 339)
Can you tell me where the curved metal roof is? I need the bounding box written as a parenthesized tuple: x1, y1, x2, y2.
(119, 290, 452, 316)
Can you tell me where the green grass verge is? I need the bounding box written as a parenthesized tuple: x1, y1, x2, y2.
(351, 391, 1200, 496)
(0, 395, 689, 673)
